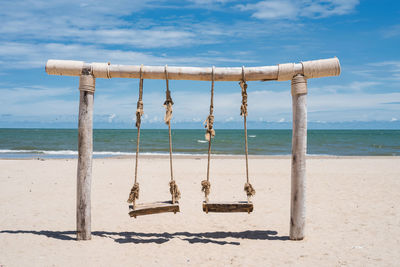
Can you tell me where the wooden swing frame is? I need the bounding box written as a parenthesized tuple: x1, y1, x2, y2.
(45, 57, 340, 241)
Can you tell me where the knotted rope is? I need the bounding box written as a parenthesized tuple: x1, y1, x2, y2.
(127, 182, 140, 205)
(240, 66, 255, 202)
(244, 182, 255, 200)
(201, 66, 215, 203)
(164, 65, 180, 204)
(201, 180, 211, 202)
(169, 180, 181, 202)
(164, 65, 174, 125)
(128, 65, 144, 207)
(204, 67, 215, 142)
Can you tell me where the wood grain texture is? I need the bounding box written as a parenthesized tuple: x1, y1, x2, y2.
(76, 74, 95, 240)
(290, 74, 307, 240)
(203, 201, 253, 213)
(45, 58, 340, 81)
(129, 201, 180, 218)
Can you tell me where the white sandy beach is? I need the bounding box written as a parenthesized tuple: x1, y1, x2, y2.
(0, 156, 399, 266)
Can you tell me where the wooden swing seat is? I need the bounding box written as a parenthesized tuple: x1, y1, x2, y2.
(203, 201, 253, 213)
(129, 201, 179, 218)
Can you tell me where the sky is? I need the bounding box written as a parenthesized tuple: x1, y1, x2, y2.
(0, 0, 399, 129)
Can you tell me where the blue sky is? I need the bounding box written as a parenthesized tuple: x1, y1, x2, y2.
(0, 0, 399, 129)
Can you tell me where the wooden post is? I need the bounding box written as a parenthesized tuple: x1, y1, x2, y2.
(290, 74, 307, 240)
(76, 66, 95, 240)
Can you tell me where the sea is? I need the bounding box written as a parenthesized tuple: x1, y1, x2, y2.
(0, 128, 399, 158)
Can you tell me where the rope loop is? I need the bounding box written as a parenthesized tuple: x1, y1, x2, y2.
(164, 65, 174, 124)
(107, 62, 111, 79)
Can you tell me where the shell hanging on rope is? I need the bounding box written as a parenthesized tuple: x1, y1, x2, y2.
(169, 180, 181, 201)
(127, 182, 140, 203)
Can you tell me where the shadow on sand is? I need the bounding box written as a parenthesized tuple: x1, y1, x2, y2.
(0, 229, 289, 245)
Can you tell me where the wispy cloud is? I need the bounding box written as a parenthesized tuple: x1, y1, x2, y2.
(0, 42, 257, 70)
(352, 61, 400, 82)
(2, 80, 399, 125)
(309, 81, 381, 94)
(382, 24, 400, 38)
(237, 0, 359, 20)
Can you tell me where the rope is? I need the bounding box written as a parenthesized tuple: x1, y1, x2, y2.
(203, 66, 216, 142)
(127, 183, 140, 205)
(128, 65, 144, 206)
(136, 65, 144, 128)
(169, 180, 181, 203)
(240, 66, 255, 202)
(201, 180, 211, 202)
(201, 66, 215, 203)
(164, 65, 174, 125)
(164, 65, 180, 204)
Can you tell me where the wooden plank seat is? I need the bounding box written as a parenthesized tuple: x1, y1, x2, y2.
(129, 201, 180, 218)
(203, 201, 253, 214)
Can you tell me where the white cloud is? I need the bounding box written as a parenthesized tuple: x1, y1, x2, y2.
(310, 81, 381, 94)
(391, 118, 398, 122)
(238, 1, 297, 20)
(0, 42, 254, 70)
(188, 0, 233, 4)
(382, 24, 400, 38)
(108, 113, 116, 123)
(4, 79, 399, 125)
(238, 0, 359, 20)
(353, 61, 400, 81)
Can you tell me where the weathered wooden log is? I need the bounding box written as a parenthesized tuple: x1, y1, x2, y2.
(76, 69, 95, 240)
(290, 74, 307, 240)
(203, 201, 253, 213)
(129, 201, 180, 218)
(46, 58, 340, 81)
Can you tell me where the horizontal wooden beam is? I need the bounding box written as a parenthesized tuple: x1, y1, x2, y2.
(45, 57, 340, 82)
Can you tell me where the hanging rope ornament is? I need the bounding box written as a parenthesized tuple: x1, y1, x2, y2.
(127, 65, 144, 206)
(240, 66, 255, 201)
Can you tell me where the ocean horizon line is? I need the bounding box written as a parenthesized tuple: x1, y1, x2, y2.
(0, 129, 399, 158)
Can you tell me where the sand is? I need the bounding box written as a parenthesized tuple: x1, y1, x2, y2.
(0, 156, 399, 266)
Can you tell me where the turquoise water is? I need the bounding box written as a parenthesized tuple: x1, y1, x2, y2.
(0, 128, 399, 158)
